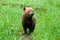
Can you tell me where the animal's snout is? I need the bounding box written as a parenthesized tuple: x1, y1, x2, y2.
(29, 12, 34, 16)
(31, 12, 34, 15)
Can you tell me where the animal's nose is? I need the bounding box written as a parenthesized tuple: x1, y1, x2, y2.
(31, 12, 34, 15)
(29, 12, 34, 16)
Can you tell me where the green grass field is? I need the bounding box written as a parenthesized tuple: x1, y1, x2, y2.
(0, 0, 60, 40)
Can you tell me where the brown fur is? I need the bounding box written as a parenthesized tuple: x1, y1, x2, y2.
(22, 6, 36, 35)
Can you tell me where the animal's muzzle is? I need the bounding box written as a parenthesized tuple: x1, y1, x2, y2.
(29, 12, 34, 16)
(31, 12, 34, 16)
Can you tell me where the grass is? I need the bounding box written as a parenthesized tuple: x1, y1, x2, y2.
(0, 0, 60, 40)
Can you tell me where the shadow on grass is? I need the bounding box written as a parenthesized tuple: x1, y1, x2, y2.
(22, 33, 32, 40)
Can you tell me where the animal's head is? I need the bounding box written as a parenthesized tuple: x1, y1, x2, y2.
(23, 6, 34, 18)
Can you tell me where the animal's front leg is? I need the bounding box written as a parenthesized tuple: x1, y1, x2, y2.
(23, 27, 27, 34)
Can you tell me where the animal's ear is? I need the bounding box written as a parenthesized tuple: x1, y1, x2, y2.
(24, 7, 26, 11)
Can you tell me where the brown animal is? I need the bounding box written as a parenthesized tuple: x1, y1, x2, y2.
(22, 6, 36, 35)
